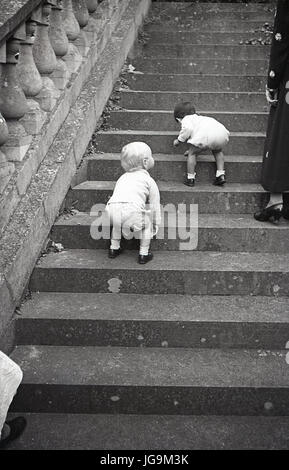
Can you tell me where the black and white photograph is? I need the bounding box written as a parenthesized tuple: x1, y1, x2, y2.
(0, 0, 289, 454)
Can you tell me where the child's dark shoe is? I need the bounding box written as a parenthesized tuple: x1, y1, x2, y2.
(184, 177, 195, 187)
(108, 248, 122, 258)
(138, 252, 153, 264)
(213, 174, 226, 186)
(0, 417, 27, 449)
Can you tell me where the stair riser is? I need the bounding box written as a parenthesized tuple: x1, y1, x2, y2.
(87, 158, 262, 183)
(95, 134, 264, 156)
(146, 31, 270, 45)
(126, 74, 266, 93)
(150, 6, 273, 16)
(131, 59, 268, 75)
(51, 224, 289, 253)
(11, 384, 289, 416)
(16, 318, 289, 350)
(145, 22, 272, 32)
(30, 267, 289, 296)
(108, 111, 268, 133)
(151, 4, 273, 12)
(119, 91, 267, 112)
(142, 44, 270, 60)
(66, 187, 268, 214)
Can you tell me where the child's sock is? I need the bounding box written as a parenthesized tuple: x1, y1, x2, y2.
(139, 246, 149, 256)
(216, 170, 225, 178)
(187, 172, 196, 179)
(110, 240, 120, 250)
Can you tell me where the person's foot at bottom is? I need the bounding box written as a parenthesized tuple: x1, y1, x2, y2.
(0, 417, 27, 449)
(254, 203, 283, 224)
(138, 252, 153, 264)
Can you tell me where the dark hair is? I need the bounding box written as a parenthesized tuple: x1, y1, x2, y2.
(174, 102, 196, 122)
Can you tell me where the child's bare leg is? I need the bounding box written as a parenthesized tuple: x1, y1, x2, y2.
(212, 149, 226, 185)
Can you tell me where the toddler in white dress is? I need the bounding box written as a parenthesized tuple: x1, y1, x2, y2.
(106, 142, 161, 264)
(173, 101, 230, 187)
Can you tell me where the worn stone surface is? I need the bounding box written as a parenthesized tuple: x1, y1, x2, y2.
(6, 413, 289, 450)
(9, 345, 289, 415)
(87, 153, 263, 183)
(16, 292, 289, 349)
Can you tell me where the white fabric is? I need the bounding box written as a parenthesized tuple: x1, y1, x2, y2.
(106, 169, 161, 226)
(106, 202, 153, 252)
(0, 351, 23, 438)
(178, 114, 230, 150)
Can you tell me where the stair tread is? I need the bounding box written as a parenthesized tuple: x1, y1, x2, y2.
(55, 211, 289, 230)
(34, 249, 289, 273)
(72, 180, 264, 192)
(87, 153, 263, 162)
(7, 412, 289, 450)
(10, 345, 288, 387)
(9, 413, 289, 450)
(97, 130, 265, 137)
(19, 292, 289, 323)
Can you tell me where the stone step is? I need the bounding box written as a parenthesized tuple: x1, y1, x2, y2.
(66, 181, 267, 214)
(29, 249, 289, 296)
(145, 21, 271, 32)
(7, 412, 289, 450)
(146, 31, 270, 45)
(108, 110, 268, 132)
(152, 3, 273, 12)
(151, 3, 274, 14)
(119, 90, 267, 112)
(87, 154, 263, 183)
(131, 58, 268, 75)
(52, 212, 289, 253)
(126, 74, 267, 92)
(95, 130, 264, 156)
(9, 345, 289, 415)
(16, 292, 289, 349)
(148, 12, 272, 22)
(142, 44, 270, 60)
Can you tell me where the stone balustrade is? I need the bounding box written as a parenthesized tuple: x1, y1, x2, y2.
(0, 0, 118, 228)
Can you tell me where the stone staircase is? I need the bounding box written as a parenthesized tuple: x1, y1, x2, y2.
(8, 1, 289, 450)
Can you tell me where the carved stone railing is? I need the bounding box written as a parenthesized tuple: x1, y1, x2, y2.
(0, 0, 115, 230)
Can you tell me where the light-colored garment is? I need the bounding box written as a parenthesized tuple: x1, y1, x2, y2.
(178, 114, 230, 150)
(0, 351, 23, 437)
(106, 169, 161, 226)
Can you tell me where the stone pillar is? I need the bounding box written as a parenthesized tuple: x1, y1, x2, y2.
(0, 111, 14, 194)
(73, 0, 90, 56)
(49, 0, 71, 90)
(17, 21, 46, 135)
(83, 0, 99, 45)
(62, 0, 83, 73)
(0, 38, 32, 162)
(32, 1, 61, 112)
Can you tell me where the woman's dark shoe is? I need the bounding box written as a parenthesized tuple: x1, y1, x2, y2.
(213, 174, 226, 186)
(254, 204, 283, 224)
(0, 417, 27, 449)
(138, 252, 153, 264)
(108, 248, 122, 258)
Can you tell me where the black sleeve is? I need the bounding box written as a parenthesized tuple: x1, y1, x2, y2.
(267, 0, 289, 90)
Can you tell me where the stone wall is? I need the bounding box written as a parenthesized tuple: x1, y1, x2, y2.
(0, 0, 151, 352)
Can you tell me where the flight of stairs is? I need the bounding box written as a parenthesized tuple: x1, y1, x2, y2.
(8, 2, 289, 450)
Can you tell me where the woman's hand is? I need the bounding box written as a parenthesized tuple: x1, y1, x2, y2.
(173, 139, 180, 147)
(266, 86, 279, 106)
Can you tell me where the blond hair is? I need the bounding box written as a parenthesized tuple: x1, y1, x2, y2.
(120, 142, 152, 171)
